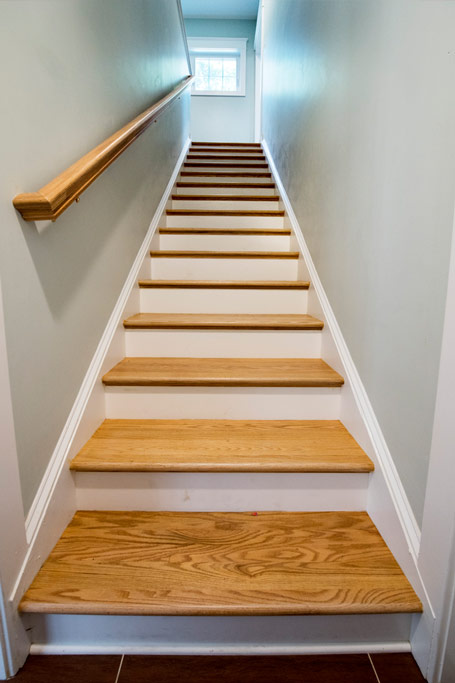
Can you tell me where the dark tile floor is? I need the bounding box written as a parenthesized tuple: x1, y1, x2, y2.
(12, 653, 427, 682)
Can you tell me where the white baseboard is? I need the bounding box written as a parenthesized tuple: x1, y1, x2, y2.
(261, 137, 435, 661)
(30, 642, 411, 656)
(10, 136, 191, 609)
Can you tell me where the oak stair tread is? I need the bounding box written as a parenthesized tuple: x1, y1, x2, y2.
(186, 156, 266, 161)
(171, 194, 279, 201)
(70, 419, 373, 473)
(180, 172, 272, 177)
(159, 228, 290, 235)
(150, 250, 298, 259)
(19, 510, 421, 616)
(101, 357, 344, 387)
(166, 210, 284, 217)
(138, 280, 310, 289)
(123, 313, 323, 330)
(183, 163, 268, 168)
(192, 142, 262, 146)
(176, 183, 276, 188)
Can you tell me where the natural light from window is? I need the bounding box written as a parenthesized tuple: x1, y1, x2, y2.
(188, 37, 247, 97)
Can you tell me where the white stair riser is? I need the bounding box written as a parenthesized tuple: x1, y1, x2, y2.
(175, 186, 277, 196)
(150, 257, 298, 280)
(166, 215, 284, 229)
(124, 329, 322, 358)
(183, 165, 269, 173)
(140, 288, 308, 314)
(159, 234, 291, 251)
(179, 175, 273, 184)
(25, 612, 413, 654)
(74, 472, 369, 512)
(172, 199, 280, 211)
(105, 387, 341, 420)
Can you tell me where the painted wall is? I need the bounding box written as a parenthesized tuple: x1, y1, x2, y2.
(0, 0, 190, 515)
(261, 0, 455, 525)
(185, 19, 256, 142)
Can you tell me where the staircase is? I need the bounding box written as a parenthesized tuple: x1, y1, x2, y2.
(19, 142, 421, 650)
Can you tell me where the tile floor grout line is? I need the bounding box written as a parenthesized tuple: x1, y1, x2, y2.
(368, 653, 381, 683)
(113, 654, 124, 683)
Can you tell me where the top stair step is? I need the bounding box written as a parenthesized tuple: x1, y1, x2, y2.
(20, 509, 422, 616)
(192, 142, 262, 147)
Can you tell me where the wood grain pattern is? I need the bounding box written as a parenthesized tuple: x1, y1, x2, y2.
(138, 280, 310, 289)
(101, 357, 344, 387)
(70, 419, 373, 473)
(166, 210, 285, 217)
(149, 250, 298, 259)
(192, 142, 262, 147)
(123, 313, 323, 330)
(180, 172, 272, 178)
(12, 76, 194, 221)
(171, 194, 279, 202)
(183, 163, 268, 169)
(186, 156, 266, 161)
(19, 510, 422, 615)
(176, 183, 276, 189)
(159, 228, 290, 235)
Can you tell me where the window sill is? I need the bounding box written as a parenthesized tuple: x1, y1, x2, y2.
(191, 91, 246, 98)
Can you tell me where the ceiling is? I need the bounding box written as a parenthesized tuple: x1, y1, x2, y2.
(181, 0, 260, 20)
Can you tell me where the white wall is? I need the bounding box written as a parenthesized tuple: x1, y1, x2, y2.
(185, 19, 256, 142)
(0, 0, 190, 514)
(261, 0, 455, 526)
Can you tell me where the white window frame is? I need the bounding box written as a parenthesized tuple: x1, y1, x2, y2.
(188, 37, 247, 97)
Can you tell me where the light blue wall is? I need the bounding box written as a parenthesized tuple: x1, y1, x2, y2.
(261, 0, 455, 526)
(185, 19, 256, 142)
(0, 0, 190, 514)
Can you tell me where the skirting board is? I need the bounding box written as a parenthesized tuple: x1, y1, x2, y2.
(10, 133, 192, 610)
(261, 139, 435, 666)
(24, 613, 413, 655)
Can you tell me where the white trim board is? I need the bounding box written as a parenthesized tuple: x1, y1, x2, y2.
(10, 136, 191, 610)
(24, 612, 413, 655)
(261, 137, 434, 652)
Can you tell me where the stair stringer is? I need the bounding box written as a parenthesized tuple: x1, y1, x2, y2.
(9, 137, 192, 614)
(261, 140, 435, 666)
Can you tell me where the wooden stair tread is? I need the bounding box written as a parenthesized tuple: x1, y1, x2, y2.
(180, 172, 272, 177)
(171, 194, 279, 201)
(20, 510, 421, 615)
(138, 280, 310, 289)
(186, 156, 266, 161)
(176, 183, 276, 188)
(150, 250, 298, 259)
(101, 357, 344, 387)
(123, 313, 323, 330)
(159, 228, 290, 235)
(166, 210, 284, 217)
(70, 419, 373, 473)
(184, 163, 268, 168)
(192, 142, 262, 146)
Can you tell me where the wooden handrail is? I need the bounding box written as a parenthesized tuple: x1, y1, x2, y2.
(13, 75, 194, 222)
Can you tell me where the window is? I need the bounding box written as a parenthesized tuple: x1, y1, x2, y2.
(188, 37, 247, 97)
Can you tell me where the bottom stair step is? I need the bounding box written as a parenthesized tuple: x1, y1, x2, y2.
(20, 510, 422, 616)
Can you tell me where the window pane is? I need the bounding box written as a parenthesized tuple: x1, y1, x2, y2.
(193, 54, 239, 93)
(195, 58, 209, 90)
